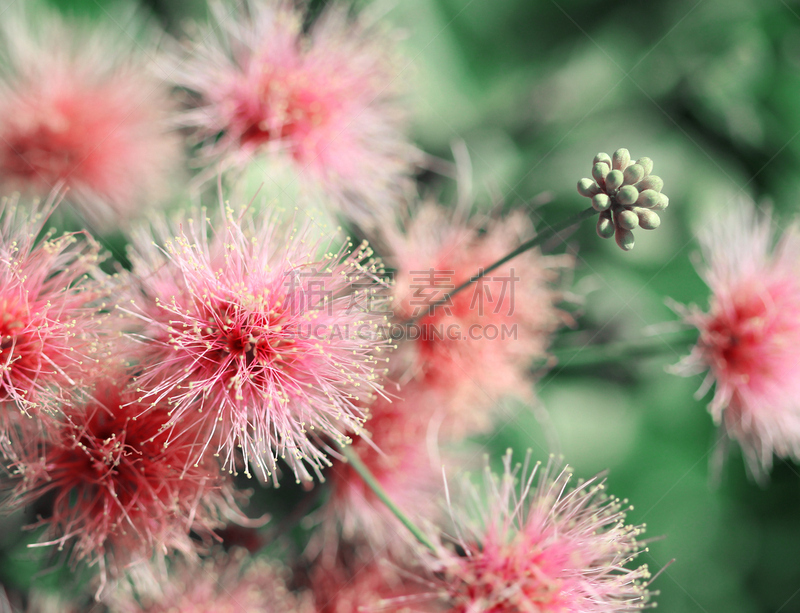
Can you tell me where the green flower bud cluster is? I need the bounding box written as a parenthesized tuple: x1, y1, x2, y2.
(577, 148, 668, 251)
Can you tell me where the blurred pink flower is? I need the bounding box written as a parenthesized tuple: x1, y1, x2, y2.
(385, 203, 571, 438)
(304, 556, 426, 613)
(320, 381, 443, 558)
(2, 379, 241, 593)
(0, 194, 106, 421)
(170, 0, 416, 224)
(0, 4, 181, 227)
(112, 550, 309, 613)
(125, 205, 391, 484)
(674, 203, 800, 475)
(394, 452, 651, 612)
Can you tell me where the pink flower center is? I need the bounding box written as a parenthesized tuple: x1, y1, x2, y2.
(701, 284, 781, 382)
(0, 296, 41, 394)
(181, 300, 294, 384)
(227, 67, 332, 157)
(1, 99, 88, 185)
(50, 397, 184, 523)
(451, 538, 569, 612)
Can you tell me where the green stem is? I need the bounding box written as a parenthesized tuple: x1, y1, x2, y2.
(341, 445, 437, 553)
(406, 206, 598, 325)
(548, 328, 699, 369)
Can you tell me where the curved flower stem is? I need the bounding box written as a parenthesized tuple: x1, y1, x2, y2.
(341, 445, 437, 553)
(405, 206, 598, 326)
(549, 328, 699, 369)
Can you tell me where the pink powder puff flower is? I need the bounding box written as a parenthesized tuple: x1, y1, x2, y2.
(386, 451, 651, 612)
(672, 203, 800, 476)
(124, 204, 392, 484)
(0, 2, 182, 228)
(169, 0, 416, 225)
(1, 379, 243, 595)
(0, 193, 106, 421)
(385, 203, 571, 438)
(111, 549, 310, 613)
(317, 381, 443, 558)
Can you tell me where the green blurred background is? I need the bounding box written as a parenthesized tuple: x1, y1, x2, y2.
(12, 0, 800, 610)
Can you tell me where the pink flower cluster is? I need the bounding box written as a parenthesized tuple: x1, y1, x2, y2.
(0, 1, 683, 612)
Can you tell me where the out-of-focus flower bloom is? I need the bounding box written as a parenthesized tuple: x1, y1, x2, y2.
(0, 193, 106, 422)
(169, 0, 416, 225)
(577, 148, 669, 251)
(319, 381, 442, 557)
(0, 589, 97, 613)
(673, 203, 800, 475)
(1, 379, 241, 592)
(385, 203, 571, 438)
(112, 549, 309, 613)
(124, 204, 391, 484)
(393, 452, 651, 612)
(0, 3, 181, 227)
(302, 556, 425, 613)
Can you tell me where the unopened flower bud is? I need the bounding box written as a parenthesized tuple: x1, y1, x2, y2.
(617, 185, 639, 206)
(616, 209, 638, 230)
(615, 226, 635, 251)
(636, 189, 661, 209)
(636, 157, 653, 176)
(605, 169, 624, 192)
(594, 152, 612, 166)
(651, 194, 669, 211)
(623, 164, 644, 186)
(612, 148, 631, 170)
(578, 178, 600, 197)
(592, 162, 610, 184)
(634, 207, 661, 229)
(597, 211, 615, 238)
(636, 175, 663, 193)
(592, 193, 611, 212)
